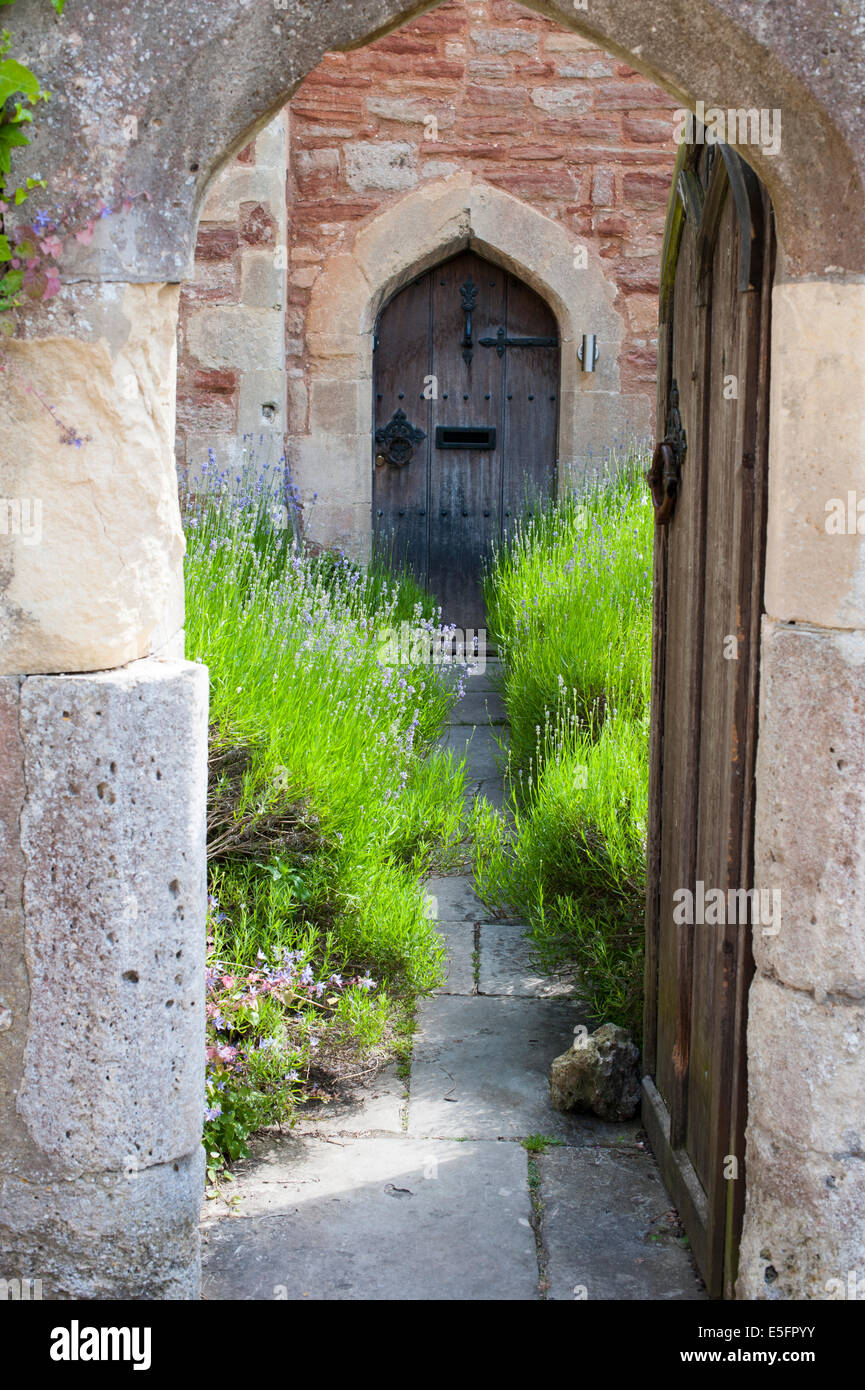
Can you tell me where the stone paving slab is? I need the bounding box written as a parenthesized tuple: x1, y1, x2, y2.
(200, 1135, 538, 1301)
(425, 873, 486, 922)
(539, 1147, 707, 1300)
(438, 661, 502, 696)
(407, 994, 642, 1146)
(291, 1061, 405, 1136)
(438, 725, 508, 780)
(434, 921, 476, 995)
(479, 921, 578, 998)
(451, 689, 508, 725)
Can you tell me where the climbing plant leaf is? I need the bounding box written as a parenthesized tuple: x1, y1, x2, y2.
(0, 58, 45, 106)
(0, 0, 65, 318)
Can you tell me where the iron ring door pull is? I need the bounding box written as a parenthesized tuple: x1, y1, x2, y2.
(646, 379, 687, 525)
(647, 441, 679, 524)
(374, 408, 427, 469)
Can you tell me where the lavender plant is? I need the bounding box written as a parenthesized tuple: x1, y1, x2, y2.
(183, 451, 467, 1169)
(474, 448, 652, 1036)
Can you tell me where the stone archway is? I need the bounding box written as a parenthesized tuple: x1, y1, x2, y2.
(1, 0, 863, 1301)
(294, 173, 642, 557)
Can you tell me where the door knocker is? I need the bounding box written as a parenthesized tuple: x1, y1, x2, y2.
(647, 379, 687, 525)
(374, 409, 427, 469)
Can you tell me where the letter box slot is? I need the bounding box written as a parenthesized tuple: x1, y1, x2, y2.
(435, 425, 496, 450)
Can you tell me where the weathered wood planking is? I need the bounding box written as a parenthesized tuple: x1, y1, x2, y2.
(373, 250, 558, 627)
(643, 141, 776, 1299)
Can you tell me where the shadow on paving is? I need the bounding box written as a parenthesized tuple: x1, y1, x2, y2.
(201, 1135, 538, 1301)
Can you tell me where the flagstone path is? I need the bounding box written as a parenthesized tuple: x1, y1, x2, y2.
(200, 661, 705, 1301)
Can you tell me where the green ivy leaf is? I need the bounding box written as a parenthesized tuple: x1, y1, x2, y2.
(0, 233, 10, 259)
(0, 58, 45, 107)
(0, 267, 23, 295)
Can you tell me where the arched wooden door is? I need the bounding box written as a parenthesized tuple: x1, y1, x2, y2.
(373, 250, 559, 627)
(643, 139, 776, 1298)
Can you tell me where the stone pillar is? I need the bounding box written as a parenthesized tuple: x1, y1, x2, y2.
(1, 284, 207, 1298)
(738, 281, 865, 1299)
(0, 658, 208, 1298)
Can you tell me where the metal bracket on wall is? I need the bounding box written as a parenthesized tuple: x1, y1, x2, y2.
(646, 379, 687, 525)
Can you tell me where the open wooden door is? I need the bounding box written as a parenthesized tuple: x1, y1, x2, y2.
(642, 138, 776, 1298)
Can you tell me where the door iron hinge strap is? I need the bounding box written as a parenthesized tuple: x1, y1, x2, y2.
(479, 326, 559, 357)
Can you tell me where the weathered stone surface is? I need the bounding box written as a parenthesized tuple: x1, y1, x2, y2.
(450, 689, 507, 726)
(186, 304, 284, 373)
(176, 111, 288, 480)
(12, 658, 208, 1177)
(437, 723, 506, 781)
(434, 921, 476, 996)
(471, 28, 539, 54)
(424, 873, 487, 924)
(0, 284, 184, 675)
(739, 970, 865, 1298)
(292, 1063, 405, 1136)
(744, 973, 865, 1159)
(764, 282, 865, 629)
(0, 680, 28, 1181)
(754, 620, 865, 999)
(240, 250, 286, 309)
(530, 87, 592, 114)
(738, 1118, 865, 1301)
(0, 659, 207, 1299)
(345, 141, 418, 191)
(550, 1023, 641, 1121)
(366, 95, 456, 127)
(0, 1148, 204, 1300)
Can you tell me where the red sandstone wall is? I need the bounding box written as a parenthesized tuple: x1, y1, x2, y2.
(177, 0, 679, 465)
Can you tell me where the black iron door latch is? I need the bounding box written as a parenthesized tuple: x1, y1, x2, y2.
(646, 379, 687, 525)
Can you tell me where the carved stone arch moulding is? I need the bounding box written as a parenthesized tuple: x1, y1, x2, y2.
(293, 173, 643, 559)
(6, 0, 863, 282)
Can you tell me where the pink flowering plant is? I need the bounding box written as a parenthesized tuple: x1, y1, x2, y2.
(203, 889, 383, 1173)
(475, 451, 652, 1036)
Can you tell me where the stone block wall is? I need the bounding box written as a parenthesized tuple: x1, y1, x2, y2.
(175, 114, 289, 484)
(176, 0, 678, 518)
